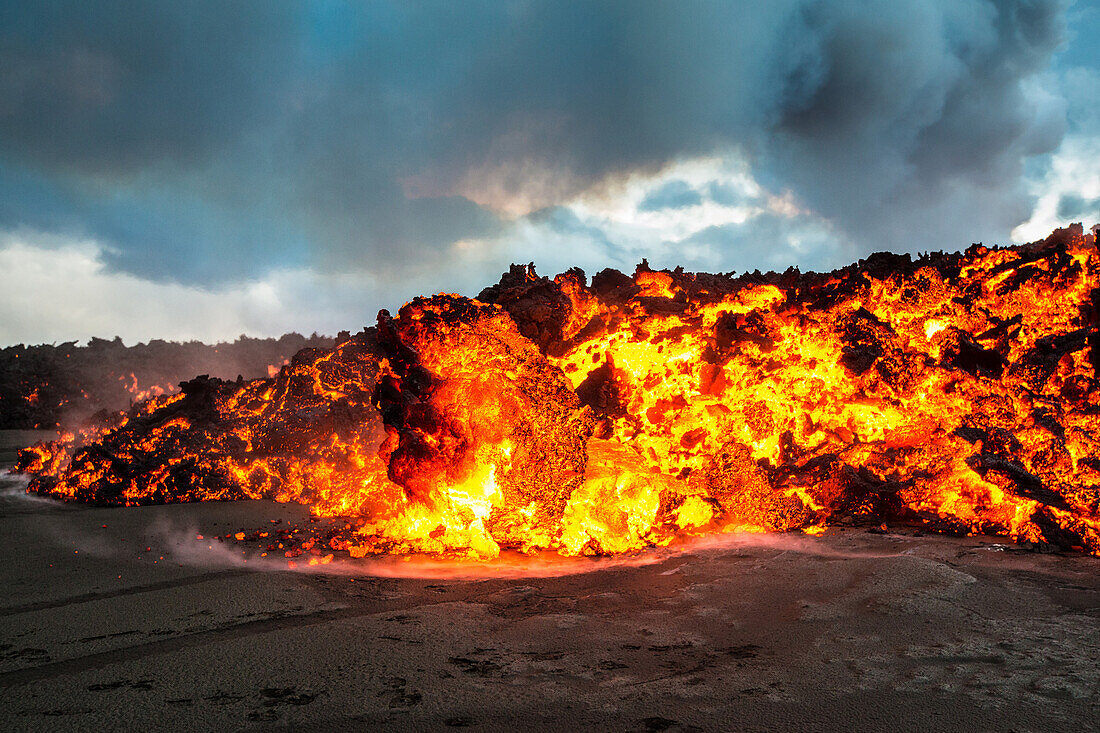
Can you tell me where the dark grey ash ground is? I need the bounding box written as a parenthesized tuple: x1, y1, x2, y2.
(1, 439, 1098, 731)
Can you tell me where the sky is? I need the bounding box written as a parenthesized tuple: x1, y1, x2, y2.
(2, 0, 1099, 345)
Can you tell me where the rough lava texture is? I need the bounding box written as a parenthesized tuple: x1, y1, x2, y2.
(15, 225, 1100, 558)
(375, 295, 593, 544)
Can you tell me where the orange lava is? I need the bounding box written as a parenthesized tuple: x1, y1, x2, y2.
(15, 225, 1100, 559)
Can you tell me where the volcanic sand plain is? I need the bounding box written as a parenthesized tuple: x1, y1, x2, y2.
(1, 430, 1098, 732)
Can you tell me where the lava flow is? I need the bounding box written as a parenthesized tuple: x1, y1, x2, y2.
(14, 225, 1100, 559)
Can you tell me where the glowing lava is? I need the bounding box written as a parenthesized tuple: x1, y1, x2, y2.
(15, 225, 1100, 558)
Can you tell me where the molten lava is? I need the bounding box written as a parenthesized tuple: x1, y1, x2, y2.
(15, 225, 1100, 558)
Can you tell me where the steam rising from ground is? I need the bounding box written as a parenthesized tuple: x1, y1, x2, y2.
(0, 474, 919, 580)
(0, 472, 38, 502)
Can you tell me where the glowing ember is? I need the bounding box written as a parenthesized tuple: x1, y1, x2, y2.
(14, 225, 1100, 558)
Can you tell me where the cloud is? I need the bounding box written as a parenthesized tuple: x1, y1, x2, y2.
(638, 180, 704, 212)
(0, 2, 301, 175)
(766, 0, 1068, 254)
(476, 155, 848, 278)
(0, 229, 399, 344)
(1012, 132, 1100, 242)
(0, 0, 1080, 329)
(1057, 193, 1100, 220)
(1011, 55, 1100, 242)
(678, 212, 847, 273)
(706, 181, 752, 208)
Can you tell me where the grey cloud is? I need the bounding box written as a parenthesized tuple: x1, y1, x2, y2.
(0, 1, 299, 175)
(705, 181, 756, 208)
(638, 180, 703, 212)
(678, 213, 848, 273)
(0, 0, 1073, 287)
(1057, 193, 1100, 220)
(768, 0, 1067, 252)
(525, 206, 628, 263)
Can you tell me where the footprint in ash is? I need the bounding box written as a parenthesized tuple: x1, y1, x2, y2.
(379, 676, 422, 709)
(633, 716, 703, 732)
(246, 686, 321, 721)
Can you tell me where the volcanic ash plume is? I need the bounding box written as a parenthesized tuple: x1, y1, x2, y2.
(16, 225, 1100, 558)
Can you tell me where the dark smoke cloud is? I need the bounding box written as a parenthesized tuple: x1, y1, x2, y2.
(0, 0, 1072, 287)
(768, 0, 1068, 252)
